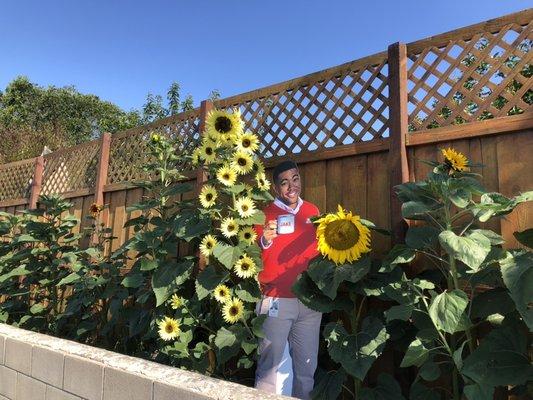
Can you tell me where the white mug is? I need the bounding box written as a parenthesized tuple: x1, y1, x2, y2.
(277, 214, 295, 234)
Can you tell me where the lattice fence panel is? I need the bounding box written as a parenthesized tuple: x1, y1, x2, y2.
(107, 110, 200, 185)
(215, 58, 390, 158)
(0, 159, 35, 201)
(407, 21, 533, 131)
(41, 140, 100, 195)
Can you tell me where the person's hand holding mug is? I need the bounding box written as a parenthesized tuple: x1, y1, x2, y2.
(262, 219, 278, 246)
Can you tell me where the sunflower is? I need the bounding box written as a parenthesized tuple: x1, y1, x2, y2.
(231, 150, 254, 175)
(234, 254, 257, 279)
(234, 197, 256, 218)
(239, 226, 257, 245)
(222, 297, 244, 324)
(200, 234, 217, 257)
(236, 131, 260, 153)
(150, 133, 161, 144)
(255, 172, 271, 191)
(441, 148, 470, 172)
(200, 139, 218, 164)
(89, 203, 103, 218)
(213, 284, 231, 303)
(205, 109, 243, 142)
(170, 294, 183, 309)
(216, 165, 238, 187)
(199, 185, 218, 208)
(191, 147, 202, 166)
(254, 159, 266, 174)
(316, 205, 371, 265)
(158, 316, 180, 341)
(220, 217, 239, 238)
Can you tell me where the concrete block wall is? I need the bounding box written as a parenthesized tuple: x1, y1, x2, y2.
(0, 324, 290, 400)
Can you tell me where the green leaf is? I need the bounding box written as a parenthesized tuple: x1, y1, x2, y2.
(449, 188, 470, 208)
(409, 382, 440, 400)
(0, 266, 31, 283)
(307, 256, 370, 299)
(405, 226, 439, 250)
(500, 251, 533, 330)
(472, 191, 533, 222)
(359, 219, 391, 236)
(234, 280, 262, 303)
(401, 201, 432, 220)
(462, 325, 533, 387)
(292, 272, 352, 313)
(140, 258, 158, 271)
(310, 369, 346, 400)
(464, 384, 494, 400)
(12, 234, 39, 244)
(214, 325, 246, 364)
(236, 210, 265, 226)
(324, 317, 389, 381)
(251, 315, 267, 339)
(381, 245, 415, 272)
(514, 228, 533, 249)
(152, 260, 192, 306)
(121, 273, 144, 288)
(400, 338, 429, 367)
(57, 272, 81, 286)
(212, 243, 242, 270)
(29, 303, 45, 315)
(195, 265, 228, 300)
(385, 304, 414, 323)
(428, 290, 469, 334)
(360, 373, 405, 400)
(470, 288, 515, 321)
(469, 229, 505, 245)
(419, 360, 440, 382)
(438, 230, 491, 271)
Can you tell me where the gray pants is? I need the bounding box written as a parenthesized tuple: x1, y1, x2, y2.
(254, 297, 322, 399)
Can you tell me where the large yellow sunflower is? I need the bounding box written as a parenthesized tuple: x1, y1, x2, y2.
(213, 284, 231, 303)
(199, 185, 217, 208)
(220, 217, 239, 238)
(200, 139, 218, 164)
(216, 165, 238, 187)
(238, 226, 257, 245)
(441, 148, 470, 172)
(205, 109, 243, 142)
(222, 297, 244, 324)
(316, 205, 371, 265)
(234, 197, 256, 218)
(191, 147, 202, 166)
(170, 294, 183, 310)
(255, 172, 271, 191)
(236, 131, 260, 153)
(200, 234, 217, 257)
(234, 254, 257, 279)
(158, 316, 180, 341)
(231, 150, 254, 175)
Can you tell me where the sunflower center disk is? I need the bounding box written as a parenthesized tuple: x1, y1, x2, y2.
(165, 325, 173, 333)
(215, 117, 232, 133)
(238, 158, 247, 166)
(324, 220, 360, 250)
(230, 306, 238, 315)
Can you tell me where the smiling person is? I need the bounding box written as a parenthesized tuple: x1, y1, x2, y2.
(254, 160, 322, 400)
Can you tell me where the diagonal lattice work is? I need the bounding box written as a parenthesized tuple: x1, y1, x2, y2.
(107, 109, 201, 185)
(0, 158, 35, 201)
(41, 140, 100, 195)
(214, 53, 390, 158)
(407, 20, 533, 132)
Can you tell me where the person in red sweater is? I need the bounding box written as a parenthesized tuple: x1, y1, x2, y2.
(254, 160, 322, 400)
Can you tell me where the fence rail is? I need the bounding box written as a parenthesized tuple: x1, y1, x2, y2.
(1, 10, 532, 245)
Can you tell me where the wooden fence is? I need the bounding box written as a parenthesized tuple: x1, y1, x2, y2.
(0, 9, 532, 255)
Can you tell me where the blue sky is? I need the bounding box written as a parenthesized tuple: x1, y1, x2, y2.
(0, 0, 528, 112)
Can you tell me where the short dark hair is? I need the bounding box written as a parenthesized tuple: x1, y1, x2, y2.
(272, 160, 298, 184)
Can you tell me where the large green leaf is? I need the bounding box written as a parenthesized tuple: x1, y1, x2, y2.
(212, 243, 243, 270)
(307, 256, 370, 299)
(409, 382, 440, 400)
(470, 288, 515, 321)
(400, 338, 429, 367)
(152, 259, 193, 306)
(500, 251, 533, 330)
(438, 230, 491, 271)
(234, 280, 262, 303)
(385, 304, 414, 323)
(428, 290, 469, 334)
(360, 373, 405, 400)
(236, 210, 265, 226)
(401, 201, 433, 220)
(472, 191, 533, 222)
(381, 245, 416, 273)
(462, 324, 533, 387)
(292, 272, 352, 313)
(323, 317, 389, 381)
(310, 369, 346, 400)
(0, 266, 31, 283)
(464, 384, 494, 400)
(514, 228, 533, 249)
(405, 226, 439, 250)
(214, 325, 246, 364)
(195, 265, 228, 300)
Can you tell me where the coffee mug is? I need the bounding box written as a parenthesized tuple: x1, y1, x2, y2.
(277, 214, 295, 234)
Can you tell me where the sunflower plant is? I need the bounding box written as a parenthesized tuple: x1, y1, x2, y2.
(385, 148, 533, 399)
(292, 206, 409, 399)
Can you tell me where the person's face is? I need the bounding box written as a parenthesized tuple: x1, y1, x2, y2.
(274, 168, 301, 207)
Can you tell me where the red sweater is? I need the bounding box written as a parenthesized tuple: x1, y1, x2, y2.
(254, 200, 319, 298)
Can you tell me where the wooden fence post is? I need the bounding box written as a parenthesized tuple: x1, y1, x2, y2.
(94, 132, 111, 207)
(29, 156, 44, 209)
(196, 100, 213, 272)
(388, 42, 410, 243)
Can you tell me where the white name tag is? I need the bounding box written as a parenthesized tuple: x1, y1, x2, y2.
(277, 214, 295, 234)
(268, 298, 279, 317)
